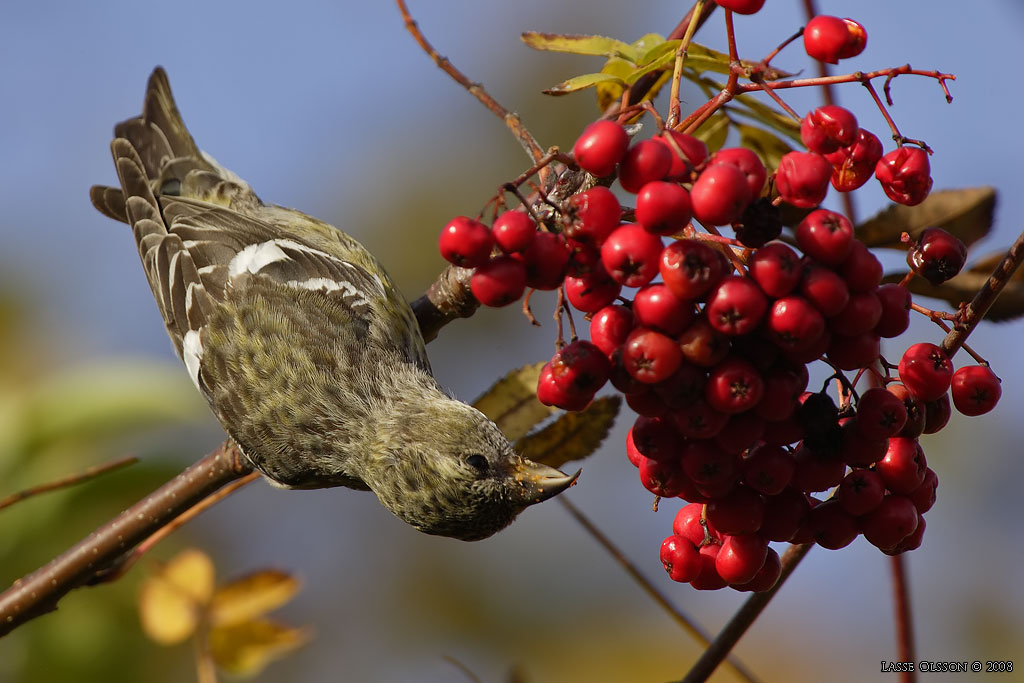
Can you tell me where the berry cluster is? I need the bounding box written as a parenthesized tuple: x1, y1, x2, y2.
(435, 13, 998, 594)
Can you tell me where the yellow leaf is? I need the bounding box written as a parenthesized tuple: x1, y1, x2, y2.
(209, 570, 301, 628)
(520, 32, 637, 62)
(595, 58, 633, 111)
(515, 396, 621, 469)
(543, 72, 627, 96)
(209, 618, 312, 676)
(138, 548, 215, 645)
(473, 362, 557, 441)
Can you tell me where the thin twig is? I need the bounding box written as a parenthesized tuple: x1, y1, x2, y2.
(676, 543, 814, 683)
(0, 456, 138, 512)
(666, 0, 709, 128)
(890, 554, 917, 683)
(559, 497, 762, 683)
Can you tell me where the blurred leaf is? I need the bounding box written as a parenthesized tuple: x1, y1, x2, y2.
(737, 123, 793, 174)
(636, 38, 676, 67)
(857, 187, 996, 250)
(473, 362, 556, 441)
(595, 58, 633, 111)
(729, 93, 802, 143)
(625, 49, 677, 85)
(138, 548, 215, 645)
(210, 570, 301, 628)
(521, 32, 637, 62)
(543, 72, 627, 96)
(693, 111, 731, 154)
(15, 360, 204, 454)
(515, 396, 621, 469)
(209, 618, 311, 676)
(887, 249, 1024, 322)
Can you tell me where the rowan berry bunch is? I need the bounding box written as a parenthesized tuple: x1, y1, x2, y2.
(436, 8, 999, 593)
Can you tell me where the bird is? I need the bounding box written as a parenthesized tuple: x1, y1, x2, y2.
(90, 67, 577, 541)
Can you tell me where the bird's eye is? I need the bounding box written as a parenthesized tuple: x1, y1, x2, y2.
(466, 454, 489, 474)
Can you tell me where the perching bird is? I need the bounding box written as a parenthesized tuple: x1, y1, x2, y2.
(90, 67, 576, 541)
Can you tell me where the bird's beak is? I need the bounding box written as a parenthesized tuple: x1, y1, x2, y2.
(516, 459, 581, 505)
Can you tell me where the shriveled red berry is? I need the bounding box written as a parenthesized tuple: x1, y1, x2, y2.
(898, 342, 953, 401)
(564, 263, 622, 313)
(691, 163, 751, 226)
(876, 147, 933, 206)
(733, 198, 783, 248)
(619, 139, 673, 193)
(439, 216, 494, 267)
(776, 151, 832, 208)
(906, 227, 967, 285)
(705, 275, 769, 336)
(709, 147, 767, 203)
(825, 128, 883, 192)
(660, 535, 701, 583)
(874, 283, 912, 338)
(572, 120, 629, 177)
(716, 533, 768, 585)
(838, 18, 868, 59)
(951, 365, 1001, 416)
(600, 224, 663, 287)
(635, 181, 693, 235)
(492, 211, 536, 254)
(590, 304, 635, 356)
(800, 105, 858, 155)
(796, 208, 854, 266)
(706, 356, 765, 415)
(633, 283, 694, 336)
(567, 186, 622, 246)
(749, 241, 802, 297)
(470, 256, 526, 306)
(623, 327, 683, 384)
(659, 239, 726, 301)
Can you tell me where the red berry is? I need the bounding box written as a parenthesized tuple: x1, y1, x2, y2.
(776, 151, 832, 209)
(808, 499, 859, 550)
(875, 147, 933, 206)
(635, 181, 693, 235)
(659, 239, 726, 301)
(622, 327, 683, 384)
(691, 163, 751, 226)
(800, 264, 850, 317)
(680, 439, 736, 487)
(760, 488, 810, 542)
(630, 415, 682, 462)
(470, 256, 526, 306)
(800, 105, 858, 155)
(755, 366, 804, 422)
(572, 121, 629, 177)
(439, 216, 494, 267)
(768, 296, 826, 352)
(590, 304, 635, 355)
(951, 365, 1001, 416)
(705, 275, 769, 336)
(492, 211, 536, 254)
(536, 362, 590, 411)
(888, 383, 926, 439)
(567, 186, 622, 246)
(716, 533, 768, 584)
(837, 469, 886, 516)
(839, 421, 888, 467)
(856, 387, 908, 440)
(516, 231, 569, 290)
(742, 444, 795, 495)
(675, 400, 730, 441)
(908, 467, 938, 514)
(749, 242, 802, 298)
(829, 291, 882, 336)
(874, 283, 912, 338)
(673, 502, 722, 546)
(898, 342, 953, 401)
(656, 131, 708, 181)
(600, 224, 663, 287)
(877, 437, 927, 494)
(678, 315, 730, 368)
(691, 544, 728, 591)
(660, 535, 701, 583)
(906, 227, 967, 285)
(825, 332, 880, 371)
(653, 362, 706, 411)
(791, 445, 845, 493)
(861, 495, 919, 550)
(706, 486, 765, 535)
(709, 147, 767, 203)
(825, 128, 883, 192)
(706, 356, 765, 415)
(548, 340, 611, 398)
(796, 208, 854, 266)
(619, 139, 672, 193)
(804, 15, 861, 64)
(714, 0, 765, 15)
(638, 457, 686, 497)
(633, 283, 695, 336)
(731, 546, 781, 592)
(715, 411, 767, 454)
(564, 263, 622, 313)
(839, 240, 883, 293)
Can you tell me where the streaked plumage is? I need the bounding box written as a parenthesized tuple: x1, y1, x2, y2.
(91, 67, 576, 540)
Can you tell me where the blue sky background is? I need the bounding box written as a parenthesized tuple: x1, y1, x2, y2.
(2, 2, 1023, 682)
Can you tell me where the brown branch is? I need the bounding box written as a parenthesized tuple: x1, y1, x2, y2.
(0, 456, 138, 512)
(0, 441, 252, 637)
(942, 226, 1024, 358)
(411, 265, 479, 343)
(396, 0, 551, 188)
(559, 497, 762, 683)
(890, 554, 917, 683)
(676, 543, 814, 683)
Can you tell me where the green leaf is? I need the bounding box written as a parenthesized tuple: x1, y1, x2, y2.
(543, 72, 627, 96)
(857, 187, 997, 250)
(625, 49, 678, 85)
(521, 32, 637, 62)
(887, 249, 1024, 323)
(636, 39, 677, 67)
(515, 396, 621, 469)
(737, 123, 793, 174)
(473, 362, 557, 441)
(692, 111, 731, 154)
